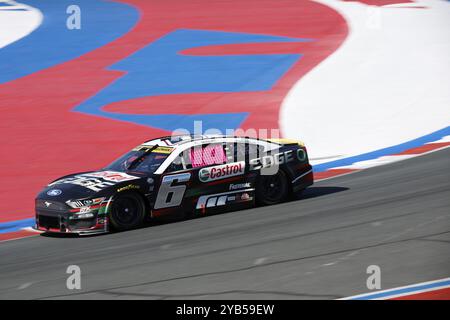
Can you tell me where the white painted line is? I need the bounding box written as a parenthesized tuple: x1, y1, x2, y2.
(21, 226, 42, 233)
(426, 135, 450, 144)
(333, 155, 415, 170)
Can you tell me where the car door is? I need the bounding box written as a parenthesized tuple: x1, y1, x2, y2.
(184, 140, 257, 214)
(151, 142, 228, 216)
(152, 140, 258, 217)
(150, 149, 192, 218)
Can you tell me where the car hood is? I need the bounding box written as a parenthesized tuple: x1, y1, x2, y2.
(37, 170, 146, 201)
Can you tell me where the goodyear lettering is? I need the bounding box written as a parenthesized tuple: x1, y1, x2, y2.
(152, 146, 173, 154)
(132, 145, 173, 154)
(117, 184, 140, 192)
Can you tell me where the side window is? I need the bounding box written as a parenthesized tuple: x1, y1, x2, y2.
(165, 152, 187, 173)
(233, 142, 247, 163)
(248, 142, 265, 162)
(188, 143, 228, 168)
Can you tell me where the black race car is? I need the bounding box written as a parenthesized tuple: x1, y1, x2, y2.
(35, 135, 313, 235)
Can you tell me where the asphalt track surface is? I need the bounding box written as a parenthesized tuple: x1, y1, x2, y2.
(0, 148, 449, 300)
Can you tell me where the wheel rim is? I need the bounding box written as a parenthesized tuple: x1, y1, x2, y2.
(261, 173, 284, 202)
(112, 196, 140, 226)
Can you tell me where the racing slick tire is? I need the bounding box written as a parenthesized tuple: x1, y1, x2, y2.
(110, 192, 145, 231)
(256, 169, 289, 206)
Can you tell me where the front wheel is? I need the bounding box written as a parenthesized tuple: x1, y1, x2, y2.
(256, 169, 289, 206)
(110, 193, 145, 231)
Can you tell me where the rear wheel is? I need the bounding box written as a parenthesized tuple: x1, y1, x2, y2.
(110, 193, 145, 231)
(256, 169, 289, 205)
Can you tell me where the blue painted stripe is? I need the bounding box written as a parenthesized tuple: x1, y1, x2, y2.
(313, 126, 450, 172)
(0, 218, 35, 234)
(349, 279, 450, 300)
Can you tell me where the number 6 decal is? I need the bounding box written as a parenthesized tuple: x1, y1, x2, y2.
(154, 173, 191, 209)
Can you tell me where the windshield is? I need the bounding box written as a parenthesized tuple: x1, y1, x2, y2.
(105, 146, 172, 174)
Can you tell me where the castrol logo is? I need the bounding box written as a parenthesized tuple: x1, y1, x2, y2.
(199, 161, 245, 182)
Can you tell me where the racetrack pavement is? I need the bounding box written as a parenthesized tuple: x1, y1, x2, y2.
(0, 148, 449, 299)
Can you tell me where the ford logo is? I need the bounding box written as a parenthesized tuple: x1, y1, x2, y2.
(47, 189, 62, 196)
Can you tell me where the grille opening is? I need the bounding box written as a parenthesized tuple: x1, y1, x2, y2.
(38, 215, 60, 229)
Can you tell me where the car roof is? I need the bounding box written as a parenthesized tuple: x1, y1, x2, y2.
(143, 134, 278, 148)
(148, 135, 283, 174)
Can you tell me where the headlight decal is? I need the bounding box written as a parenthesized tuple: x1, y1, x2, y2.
(66, 197, 106, 208)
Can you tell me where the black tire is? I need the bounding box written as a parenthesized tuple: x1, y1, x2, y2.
(110, 192, 145, 231)
(256, 169, 289, 205)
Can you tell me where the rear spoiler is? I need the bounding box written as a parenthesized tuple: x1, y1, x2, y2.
(266, 138, 305, 147)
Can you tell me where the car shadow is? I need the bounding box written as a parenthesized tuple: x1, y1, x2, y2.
(39, 186, 349, 238)
(40, 231, 110, 239)
(298, 186, 349, 200)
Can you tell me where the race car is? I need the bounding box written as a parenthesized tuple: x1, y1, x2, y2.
(35, 135, 313, 235)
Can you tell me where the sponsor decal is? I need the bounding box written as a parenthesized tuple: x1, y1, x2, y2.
(74, 212, 94, 219)
(249, 149, 306, 170)
(229, 182, 251, 190)
(154, 173, 191, 209)
(153, 146, 174, 154)
(241, 193, 251, 201)
(196, 188, 254, 210)
(79, 206, 91, 214)
(49, 171, 139, 192)
(297, 149, 307, 162)
(47, 189, 62, 196)
(50, 176, 115, 192)
(133, 145, 148, 151)
(199, 161, 245, 182)
(85, 171, 139, 182)
(117, 184, 140, 192)
(133, 145, 174, 154)
(66, 197, 105, 208)
(97, 218, 106, 224)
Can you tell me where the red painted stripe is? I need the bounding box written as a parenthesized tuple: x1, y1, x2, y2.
(395, 142, 450, 155)
(0, 230, 38, 242)
(314, 168, 358, 180)
(390, 287, 450, 300)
